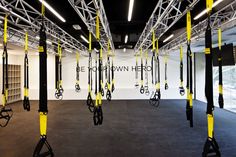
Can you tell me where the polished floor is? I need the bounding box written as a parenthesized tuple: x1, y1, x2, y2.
(0, 100, 236, 157)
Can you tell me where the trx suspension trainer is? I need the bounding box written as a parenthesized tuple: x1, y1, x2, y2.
(23, 31, 30, 111)
(135, 53, 139, 88)
(202, 0, 221, 156)
(0, 14, 13, 127)
(33, 4, 54, 156)
(144, 51, 150, 96)
(218, 28, 224, 108)
(179, 45, 185, 96)
(93, 11, 103, 125)
(149, 31, 161, 107)
(186, 11, 193, 128)
(75, 51, 81, 92)
(140, 48, 144, 94)
(86, 32, 95, 113)
(55, 42, 64, 100)
(111, 52, 115, 93)
(164, 55, 169, 90)
(106, 42, 112, 101)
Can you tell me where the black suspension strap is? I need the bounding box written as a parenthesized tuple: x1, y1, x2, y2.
(86, 32, 95, 113)
(55, 42, 64, 100)
(106, 41, 112, 101)
(111, 53, 115, 93)
(186, 11, 193, 128)
(218, 28, 224, 108)
(149, 32, 161, 107)
(93, 11, 103, 125)
(23, 31, 30, 111)
(0, 14, 13, 127)
(151, 30, 156, 85)
(33, 5, 54, 157)
(202, 1, 221, 156)
(164, 55, 169, 90)
(135, 54, 139, 88)
(179, 45, 185, 96)
(144, 51, 150, 96)
(75, 51, 81, 92)
(140, 48, 144, 94)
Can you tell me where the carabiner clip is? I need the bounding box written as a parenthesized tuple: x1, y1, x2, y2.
(0, 106, 13, 127)
(23, 96, 30, 111)
(33, 136, 54, 157)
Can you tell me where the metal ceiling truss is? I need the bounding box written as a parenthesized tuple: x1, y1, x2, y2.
(0, 0, 88, 54)
(68, 0, 115, 52)
(134, 0, 200, 53)
(161, 0, 236, 54)
(0, 25, 56, 53)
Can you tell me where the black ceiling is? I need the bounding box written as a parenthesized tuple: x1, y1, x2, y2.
(23, 0, 227, 49)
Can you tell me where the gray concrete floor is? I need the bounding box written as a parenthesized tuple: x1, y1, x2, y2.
(0, 100, 236, 157)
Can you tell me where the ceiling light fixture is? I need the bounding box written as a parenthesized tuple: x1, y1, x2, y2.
(0, 20, 2, 24)
(194, 0, 223, 20)
(80, 35, 89, 43)
(125, 35, 128, 44)
(73, 24, 81, 30)
(163, 34, 174, 43)
(46, 40, 52, 45)
(65, 49, 73, 53)
(38, 0, 66, 22)
(128, 0, 134, 22)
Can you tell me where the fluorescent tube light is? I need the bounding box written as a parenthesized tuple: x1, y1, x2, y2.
(125, 35, 128, 43)
(194, 0, 224, 20)
(65, 49, 72, 53)
(38, 0, 66, 22)
(46, 40, 52, 45)
(128, 0, 134, 22)
(80, 35, 89, 43)
(163, 34, 174, 43)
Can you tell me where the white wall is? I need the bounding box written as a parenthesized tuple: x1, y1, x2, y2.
(26, 49, 190, 100)
(1, 49, 197, 100)
(195, 53, 206, 102)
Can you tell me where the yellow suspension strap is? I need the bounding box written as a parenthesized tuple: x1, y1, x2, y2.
(75, 51, 81, 92)
(164, 54, 169, 90)
(106, 41, 112, 101)
(151, 30, 156, 85)
(93, 11, 103, 126)
(202, 1, 221, 156)
(144, 51, 150, 96)
(179, 45, 185, 96)
(149, 36, 161, 107)
(140, 48, 145, 94)
(218, 28, 224, 109)
(86, 31, 95, 113)
(186, 11, 193, 127)
(54, 41, 64, 100)
(33, 4, 54, 157)
(0, 14, 13, 127)
(23, 31, 30, 111)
